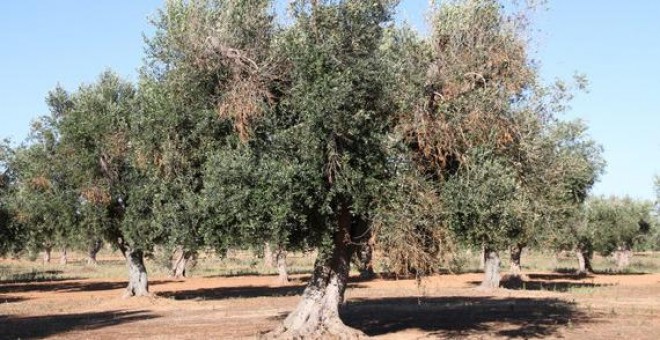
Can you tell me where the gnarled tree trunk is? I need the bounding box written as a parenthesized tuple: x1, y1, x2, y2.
(43, 246, 52, 264)
(613, 245, 632, 270)
(59, 247, 68, 265)
(264, 242, 274, 268)
(123, 248, 150, 297)
(356, 219, 376, 280)
(509, 243, 525, 278)
(87, 240, 103, 266)
(268, 205, 363, 339)
(480, 248, 501, 289)
(275, 247, 289, 285)
(575, 248, 593, 276)
(170, 247, 197, 279)
(358, 239, 375, 280)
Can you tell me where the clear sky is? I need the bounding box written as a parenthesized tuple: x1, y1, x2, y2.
(0, 1, 657, 200)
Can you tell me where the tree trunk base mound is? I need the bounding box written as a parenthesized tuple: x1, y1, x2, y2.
(266, 205, 362, 339)
(122, 290, 153, 299)
(265, 319, 365, 340)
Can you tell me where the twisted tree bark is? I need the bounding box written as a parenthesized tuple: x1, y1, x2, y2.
(87, 240, 103, 266)
(509, 243, 525, 278)
(275, 246, 289, 285)
(122, 247, 150, 297)
(356, 219, 376, 280)
(480, 248, 501, 289)
(613, 245, 632, 270)
(59, 247, 68, 265)
(264, 242, 274, 268)
(43, 246, 52, 264)
(575, 247, 593, 276)
(268, 205, 364, 339)
(170, 247, 196, 279)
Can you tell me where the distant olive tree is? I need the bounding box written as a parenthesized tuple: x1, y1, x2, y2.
(587, 196, 654, 270)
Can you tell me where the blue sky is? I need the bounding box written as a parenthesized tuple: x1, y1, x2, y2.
(0, 1, 658, 200)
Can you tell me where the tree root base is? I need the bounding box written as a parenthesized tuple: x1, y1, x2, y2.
(264, 322, 365, 340)
(122, 290, 152, 299)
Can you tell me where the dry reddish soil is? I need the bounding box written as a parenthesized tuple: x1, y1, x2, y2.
(1, 271, 659, 339)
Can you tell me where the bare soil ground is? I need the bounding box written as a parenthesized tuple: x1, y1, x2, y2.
(1, 253, 659, 339)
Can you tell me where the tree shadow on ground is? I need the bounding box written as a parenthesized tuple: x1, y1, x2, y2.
(590, 270, 652, 276)
(0, 295, 27, 303)
(0, 270, 74, 284)
(0, 310, 158, 339)
(0, 279, 172, 294)
(500, 278, 611, 292)
(342, 296, 592, 338)
(465, 276, 611, 292)
(553, 267, 651, 276)
(158, 282, 367, 301)
(527, 273, 595, 281)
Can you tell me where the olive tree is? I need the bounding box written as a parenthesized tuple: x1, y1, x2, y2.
(199, 0, 400, 336)
(587, 196, 654, 270)
(393, 0, 549, 288)
(7, 114, 78, 264)
(535, 120, 605, 275)
(54, 72, 163, 296)
(0, 140, 24, 257)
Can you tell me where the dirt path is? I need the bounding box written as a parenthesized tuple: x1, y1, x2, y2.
(1, 272, 659, 339)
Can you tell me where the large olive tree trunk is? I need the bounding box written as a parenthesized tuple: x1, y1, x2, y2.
(269, 206, 363, 339)
(275, 246, 289, 285)
(509, 243, 525, 278)
(87, 240, 103, 266)
(575, 247, 593, 276)
(123, 248, 150, 297)
(480, 248, 501, 289)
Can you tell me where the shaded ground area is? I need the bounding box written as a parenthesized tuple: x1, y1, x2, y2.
(0, 271, 659, 339)
(0, 310, 158, 339)
(343, 296, 590, 338)
(0, 279, 172, 294)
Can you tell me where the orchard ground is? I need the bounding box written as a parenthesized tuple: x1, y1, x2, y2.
(1, 250, 659, 339)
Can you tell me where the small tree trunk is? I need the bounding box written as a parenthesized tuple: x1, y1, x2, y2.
(480, 248, 501, 289)
(552, 251, 560, 270)
(43, 246, 52, 264)
(87, 240, 102, 266)
(264, 242, 274, 268)
(613, 245, 632, 270)
(509, 243, 524, 278)
(575, 248, 593, 275)
(171, 248, 197, 279)
(59, 247, 68, 265)
(358, 231, 376, 280)
(268, 205, 364, 339)
(274, 247, 289, 285)
(123, 248, 150, 297)
(479, 244, 486, 270)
